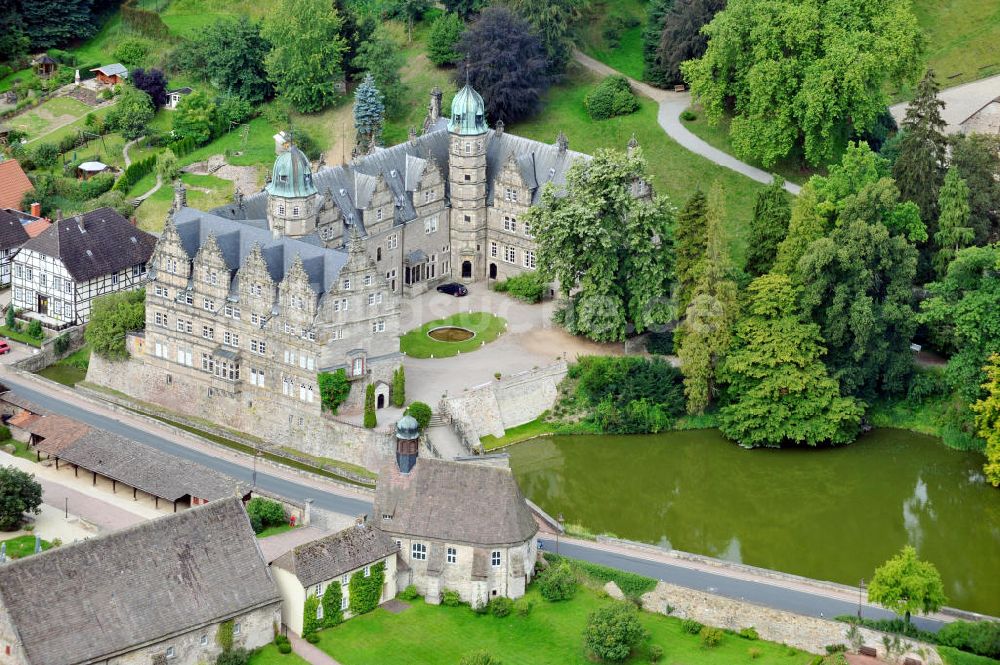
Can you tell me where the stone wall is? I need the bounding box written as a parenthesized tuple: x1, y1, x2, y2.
(641, 582, 942, 665)
(11, 324, 87, 373)
(442, 361, 567, 444)
(86, 354, 394, 472)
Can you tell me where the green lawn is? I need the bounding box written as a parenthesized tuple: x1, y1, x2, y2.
(316, 585, 814, 665)
(0, 326, 43, 347)
(1, 535, 52, 559)
(937, 646, 1000, 665)
(2, 439, 36, 462)
(912, 0, 1000, 89)
(248, 643, 310, 665)
(480, 415, 557, 451)
(256, 524, 297, 539)
(579, 0, 648, 80)
(10, 96, 94, 140)
(134, 171, 246, 232)
(400, 312, 507, 359)
(511, 66, 768, 267)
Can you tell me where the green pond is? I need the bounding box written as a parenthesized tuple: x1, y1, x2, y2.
(509, 429, 1000, 616)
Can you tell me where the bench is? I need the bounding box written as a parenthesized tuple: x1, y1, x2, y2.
(859, 646, 877, 657)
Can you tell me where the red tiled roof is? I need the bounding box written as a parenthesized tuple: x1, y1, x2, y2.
(0, 161, 33, 211)
(23, 219, 50, 238)
(7, 411, 39, 429)
(28, 415, 91, 456)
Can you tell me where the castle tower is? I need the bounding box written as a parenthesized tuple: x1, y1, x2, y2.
(395, 415, 420, 474)
(447, 83, 489, 282)
(265, 145, 318, 238)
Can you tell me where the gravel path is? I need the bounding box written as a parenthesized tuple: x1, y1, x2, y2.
(573, 50, 801, 196)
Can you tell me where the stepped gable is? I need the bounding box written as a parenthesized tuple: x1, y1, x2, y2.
(171, 207, 348, 297)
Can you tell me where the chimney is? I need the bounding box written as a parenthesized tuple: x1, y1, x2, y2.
(556, 131, 568, 155)
(408, 126, 418, 145)
(495, 120, 504, 137)
(355, 514, 367, 528)
(55, 209, 63, 221)
(429, 86, 442, 123)
(75, 215, 84, 232)
(30, 202, 41, 218)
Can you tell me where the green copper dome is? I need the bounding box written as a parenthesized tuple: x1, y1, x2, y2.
(396, 415, 420, 440)
(448, 84, 488, 135)
(265, 146, 317, 198)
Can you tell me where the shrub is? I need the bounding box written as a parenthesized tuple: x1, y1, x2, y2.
(277, 642, 292, 654)
(489, 596, 513, 618)
(700, 626, 723, 647)
(274, 634, 290, 646)
(937, 620, 1000, 659)
(32, 142, 59, 169)
(304, 633, 319, 644)
(0, 425, 11, 440)
(26, 319, 44, 340)
(647, 644, 663, 662)
(681, 618, 703, 634)
(246, 497, 286, 532)
(585, 75, 640, 121)
(739, 627, 760, 640)
(680, 109, 697, 122)
(113, 38, 151, 69)
(513, 597, 534, 617)
(908, 366, 948, 401)
(645, 331, 674, 355)
(215, 648, 250, 665)
(572, 560, 657, 600)
(749, 647, 762, 659)
(584, 602, 646, 662)
(399, 584, 420, 601)
(459, 651, 501, 665)
(824, 644, 847, 654)
(538, 562, 577, 602)
(317, 370, 351, 413)
(405, 401, 432, 430)
(442, 589, 463, 607)
(495, 271, 547, 303)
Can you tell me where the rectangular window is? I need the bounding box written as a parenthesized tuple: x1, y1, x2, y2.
(524, 250, 536, 269)
(491, 550, 501, 567)
(372, 319, 385, 333)
(251, 339, 267, 355)
(447, 547, 457, 564)
(490, 241, 497, 258)
(64, 302, 72, 318)
(293, 206, 300, 216)
(223, 331, 239, 347)
(14, 264, 22, 278)
(524, 221, 533, 238)
(202, 325, 214, 340)
(504, 216, 517, 233)
(233, 623, 241, 635)
(165, 646, 175, 659)
(387, 234, 398, 250)
(154, 311, 168, 327)
(368, 293, 376, 306)
(343, 278, 351, 290)
(278, 204, 286, 215)
(364, 274, 373, 286)
(64, 280, 72, 294)
(412, 542, 427, 560)
(424, 216, 438, 234)
(200, 635, 208, 647)
(504, 246, 516, 264)
(341, 595, 349, 611)
(111, 273, 118, 286)
(209, 271, 218, 285)
(52, 276, 61, 291)
(203, 298, 214, 312)
(316, 603, 324, 620)
(364, 565, 371, 577)
(376, 208, 383, 221)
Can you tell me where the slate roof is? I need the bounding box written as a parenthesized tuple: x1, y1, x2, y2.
(170, 208, 349, 297)
(211, 127, 586, 230)
(272, 523, 398, 588)
(19, 208, 156, 282)
(0, 208, 29, 250)
(0, 160, 33, 210)
(0, 498, 279, 665)
(374, 457, 538, 547)
(34, 426, 249, 502)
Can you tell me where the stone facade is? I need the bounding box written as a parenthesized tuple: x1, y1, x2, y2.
(641, 581, 943, 664)
(960, 99, 1000, 135)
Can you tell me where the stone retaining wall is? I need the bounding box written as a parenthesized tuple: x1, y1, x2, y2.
(85, 354, 393, 472)
(641, 581, 942, 664)
(11, 324, 87, 373)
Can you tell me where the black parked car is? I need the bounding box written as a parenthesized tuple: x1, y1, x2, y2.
(436, 282, 468, 297)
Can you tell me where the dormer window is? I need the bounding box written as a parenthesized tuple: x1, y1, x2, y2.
(279, 175, 288, 183)
(343, 278, 351, 290)
(376, 208, 383, 221)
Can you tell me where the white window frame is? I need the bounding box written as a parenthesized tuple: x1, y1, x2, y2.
(447, 547, 457, 564)
(491, 550, 501, 567)
(412, 542, 427, 560)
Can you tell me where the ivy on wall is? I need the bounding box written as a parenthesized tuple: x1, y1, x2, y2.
(217, 619, 235, 651)
(349, 561, 385, 616)
(321, 582, 344, 627)
(303, 595, 320, 636)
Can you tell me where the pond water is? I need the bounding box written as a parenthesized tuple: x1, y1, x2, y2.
(427, 326, 476, 342)
(509, 429, 1000, 616)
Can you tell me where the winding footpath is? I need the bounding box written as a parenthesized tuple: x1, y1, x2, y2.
(122, 136, 163, 204)
(573, 51, 802, 196)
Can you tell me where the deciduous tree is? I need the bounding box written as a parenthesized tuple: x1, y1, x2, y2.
(653, 0, 722, 86)
(892, 71, 947, 229)
(131, 67, 168, 109)
(456, 7, 548, 124)
(85, 289, 146, 360)
(868, 546, 947, 624)
(949, 133, 1000, 244)
(682, 0, 922, 167)
(0, 466, 42, 531)
(172, 90, 217, 144)
(676, 184, 739, 414)
(526, 148, 675, 343)
(719, 274, 863, 447)
(933, 168, 974, 278)
(106, 86, 154, 140)
(443, 0, 486, 19)
(972, 354, 1000, 487)
(744, 176, 790, 277)
(181, 17, 273, 105)
(583, 602, 645, 663)
(262, 0, 348, 113)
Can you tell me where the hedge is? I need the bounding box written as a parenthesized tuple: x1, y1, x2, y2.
(113, 155, 156, 193)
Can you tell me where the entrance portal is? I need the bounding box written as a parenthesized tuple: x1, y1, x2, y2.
(461, 261, 472, 278)
(489, 263, 497, 279)
(377, 394, 385, 408)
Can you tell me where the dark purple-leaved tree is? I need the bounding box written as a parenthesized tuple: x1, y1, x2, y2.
(455, 6, 548, 124)
(131, 67, 169, 109)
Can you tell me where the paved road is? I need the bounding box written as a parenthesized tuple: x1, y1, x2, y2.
(544, 538, 947, 633)
(0, 374, 371, 518)
(573, 51, 801, 196)
(0, 373, 958, 631)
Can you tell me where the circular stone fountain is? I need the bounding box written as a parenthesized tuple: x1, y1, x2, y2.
(427, 326, 476, 342)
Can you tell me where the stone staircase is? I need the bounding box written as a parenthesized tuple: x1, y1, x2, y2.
(428, 412, 450, 427)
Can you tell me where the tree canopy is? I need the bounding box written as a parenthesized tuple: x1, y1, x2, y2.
(653, 0, 723, 87)
(673, 189, 708, 315)
(0, 466, 42, 531)
(85, 289, 146, 360)
(456, 6, 549, 124)
(180, 17, 273, 105)
(172, 90, 218, 144)
(131, 68, 168, 109)
(641, 0, 674, 87)
(508, 0, 578, 76)
(933, 168, 974, 278)
(262, 0, 348, 113)
(352, 28, 405, 116)
(719, 274, 863, 447)
(892, 71, 947, 229)
(526, 147, 674, 343)
(949, 133, 1000, 245)
(682, 0, 923, 167)
(427, 12, 464, 67)
(107, 86, 155, 140)
(353, 73, 385, 153)
(972, 354, 1000, 487)
(744, 176, 790, 277)
(868, 545, 947, 624)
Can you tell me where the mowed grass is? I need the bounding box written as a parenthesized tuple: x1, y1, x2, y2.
(912, 0, 1000, 88)
(248, 643, 310, 665)
(10, 96, 94, 140)
(400, 312, 507, 359)
(317, 586, 815, 665)
(1, 535, 52, 559)
(480, 415, 557, 450)
(578, 0, 647, 80)
(511, 65, 768, 267)
(134, 172, 237, 232)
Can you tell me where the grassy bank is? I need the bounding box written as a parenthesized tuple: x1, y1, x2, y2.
(400, 312, 507, 359)
(578, 0, 647, 80)
(36, 345, 90, 387)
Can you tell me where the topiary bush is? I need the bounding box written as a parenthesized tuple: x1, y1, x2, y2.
(489, 596, 513, 618)
(405, 401, 432, 430)
(681, 618, 703, 634)
(680, 109, 697, 122)
(538, 562, 577, 602)
(700, 626, 723, 647)
(585, 75, 640, 121)
(277, 642, 292, 654)
(583, 602, 646, 662)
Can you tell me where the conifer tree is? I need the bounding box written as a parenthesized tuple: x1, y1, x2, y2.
(745, 176, 791, 277)
(392, 366, 406, 408)
(673, 189, 707, 316)
(364, 383, 377, 428)
(933, 168, 974, 278)
(642, 0, 674, 86)
(892, 70, 948, 228)
(353, 73, 385, 152)
(677, 184, 739, 414)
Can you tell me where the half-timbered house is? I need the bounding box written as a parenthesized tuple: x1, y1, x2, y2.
(11, 208, 156, 326)
(0, 209, 29, 286)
